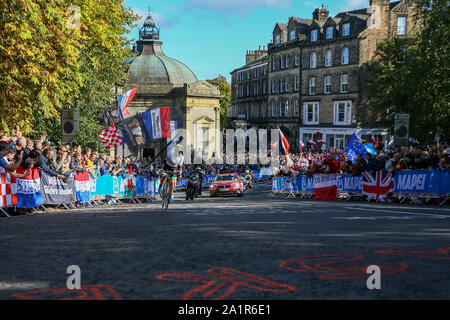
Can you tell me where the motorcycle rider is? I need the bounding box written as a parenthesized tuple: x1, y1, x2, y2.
(185, 171, 199, 200)
(195, 166, 204, 196)
(243, 169, 254, 190)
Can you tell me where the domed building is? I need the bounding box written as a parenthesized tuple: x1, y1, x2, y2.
(118, 10, 223, 160)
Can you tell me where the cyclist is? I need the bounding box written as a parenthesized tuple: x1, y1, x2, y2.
(160, 144, 184, 203)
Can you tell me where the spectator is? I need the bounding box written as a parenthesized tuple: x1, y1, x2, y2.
(39, 148, 66, 180)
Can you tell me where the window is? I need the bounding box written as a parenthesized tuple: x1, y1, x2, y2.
(294, 76, 299, 91)
(271, 79, 276, 93)
(294, 54, 299, 66)
(326, 26, 334, 39)
(311, 29, 318, 42)
(324, 76, 332, 94)
(247, 71, 250, 80)
(325, 50, 332, 67)
(309, 77, 316, 95)
(279, 100, 283, 117)
(246, 83, 249, 96)
(293, 100, 299, 117)
(272, 57, 276, 71)
(285, 77, 289, 92)
(263, 80, 267, 94)
(284, 100, 289, 117)
(310, 52, 317, 68)
(280, 56, 284, 69)
(285, 55, 289, 68)
(397, 47, 406, 64)
(334, 101, 352, 125)
(275, 34, 281, 44)
(340, 74, 349, 93)
(263, 66, 267, 76)
(289, 30, 296, 41)
(397, 17, 406, 35)
(342, 23, 350, 36)
(304, 102, 319, 124)
(341, 47, 349, 65)
(255, 105, 259, 118)
(280, 78, 284, 93)
(254, 82, 259, 95)
(271, 102, 276, 117)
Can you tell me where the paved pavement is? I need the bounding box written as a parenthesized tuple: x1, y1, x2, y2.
(0, 183, 449, 300)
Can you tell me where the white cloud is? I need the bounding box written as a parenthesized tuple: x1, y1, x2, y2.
(338, 0, 368, 12)
(132, 8, 179, 29)
(303, 1, 319, 9)
(188, 0, 292, 16)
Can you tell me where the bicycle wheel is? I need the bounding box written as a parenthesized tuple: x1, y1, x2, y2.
(161, 180, 168, 209)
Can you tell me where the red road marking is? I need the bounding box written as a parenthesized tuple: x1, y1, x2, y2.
(280, 254, 409, 279)
(375, 247, 450, 260)
(156, 267, 296, 300)
(11, 284, 123, 300)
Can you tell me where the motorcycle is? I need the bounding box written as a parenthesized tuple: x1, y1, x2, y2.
(185, 175, 199, 200)
(242, 175, 254, 192)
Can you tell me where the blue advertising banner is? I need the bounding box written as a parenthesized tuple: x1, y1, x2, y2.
(338, 174, 363, 194)
(272, 170, 450, 199)
(90, 175, 125, 199)
(392, 170, 441, 197)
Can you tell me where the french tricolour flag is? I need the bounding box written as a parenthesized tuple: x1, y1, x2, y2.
(74, 172, 91, 203)
(15, 166, 44, 208)
(117, 88, 138, 120)
(142, 107, 171, 139)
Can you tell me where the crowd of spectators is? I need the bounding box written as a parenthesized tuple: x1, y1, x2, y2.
(1, 126, 449, 184)
(274, 142, 450, 178)
(0, 127, 149, 181)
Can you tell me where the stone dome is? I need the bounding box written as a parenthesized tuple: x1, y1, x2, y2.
(124, 39, 198, 85)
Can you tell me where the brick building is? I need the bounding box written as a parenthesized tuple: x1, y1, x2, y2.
(229, 0, 418, 150)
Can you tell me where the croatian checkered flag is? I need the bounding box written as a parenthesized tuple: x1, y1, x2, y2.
(98, 125, 124, 150)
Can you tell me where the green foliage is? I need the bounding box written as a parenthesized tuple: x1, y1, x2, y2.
(207, 75, 233, 129)
(366, 0, 449, 141)
(1, 0, 140, 150)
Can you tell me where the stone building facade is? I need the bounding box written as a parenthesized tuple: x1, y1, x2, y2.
(229, 0, 418, 150)
(119, 11, 223, 160)
(229, 47, 269, 130)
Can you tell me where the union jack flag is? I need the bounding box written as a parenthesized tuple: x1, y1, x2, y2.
(362, 171, 395, 202)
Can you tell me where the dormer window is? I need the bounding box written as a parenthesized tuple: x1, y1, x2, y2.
(275, 34, 281, 44)
(289, 30, 296, 41)
(311, 29, 318, 42)
(342, 23, 350, 36)
(326, 26, 334, 39)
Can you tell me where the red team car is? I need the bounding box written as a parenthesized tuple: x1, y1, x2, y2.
(209, 173, 244, 197)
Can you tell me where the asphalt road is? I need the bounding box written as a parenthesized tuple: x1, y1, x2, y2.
(0, 183, 449, 300)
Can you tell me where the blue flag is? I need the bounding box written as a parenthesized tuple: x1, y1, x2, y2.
(365, 143, 377, 155)
(345, 133, 367, 162)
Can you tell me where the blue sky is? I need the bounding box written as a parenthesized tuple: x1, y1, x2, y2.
(123, 0, 369, 83)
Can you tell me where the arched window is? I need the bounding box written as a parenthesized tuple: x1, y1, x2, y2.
(280, 55, 284, 69)
(310, 52, 317, 68)
(271, 101, 276, 117)
(279, 100, 283, 117)
(284, 100, 289, 117)
(325, 50, 332, 67)
(294, 53, 299, 66)
(285, 55, 289, 68)
(341, 47, 349, 65)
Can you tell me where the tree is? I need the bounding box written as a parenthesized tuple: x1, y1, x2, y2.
(207, 75, 233, 129)
(0, 0, 83, 134)
(366, 0, 449, 141)
(32, 0, 140, 148)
